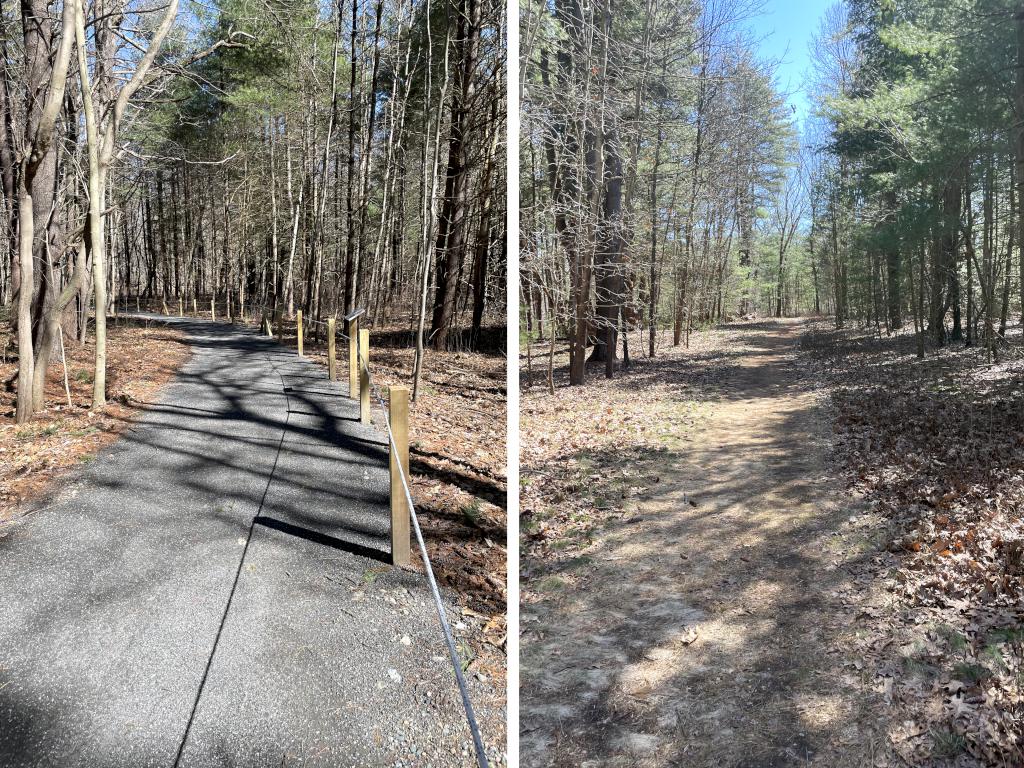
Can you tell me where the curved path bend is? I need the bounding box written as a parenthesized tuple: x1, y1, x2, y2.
(0, 316, 497, 767)
(522, 320, 874, 768)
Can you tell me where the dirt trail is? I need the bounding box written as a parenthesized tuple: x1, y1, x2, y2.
(522, 320, 880, 767)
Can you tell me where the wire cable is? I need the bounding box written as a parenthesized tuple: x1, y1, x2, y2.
(143, 306, 485, 763)
(360, 341, 490, 768)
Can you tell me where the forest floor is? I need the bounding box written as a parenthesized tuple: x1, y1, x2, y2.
(802, 320, 1024, 766)
(521, 318, 1023, 767)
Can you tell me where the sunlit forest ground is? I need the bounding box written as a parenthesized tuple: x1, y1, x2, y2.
(521, 317, 1023, 765)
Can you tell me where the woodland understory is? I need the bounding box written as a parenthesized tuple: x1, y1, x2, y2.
(806, 320, 1024, 766)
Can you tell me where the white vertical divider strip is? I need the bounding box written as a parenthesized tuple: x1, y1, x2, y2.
(506, 0, 521, 761)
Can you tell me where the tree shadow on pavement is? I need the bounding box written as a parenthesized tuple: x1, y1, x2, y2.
(0, 316, 502, 767)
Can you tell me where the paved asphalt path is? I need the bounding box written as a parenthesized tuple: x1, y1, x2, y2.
(0, 316, 502, 767)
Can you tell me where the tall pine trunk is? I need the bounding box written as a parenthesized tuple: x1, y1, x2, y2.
(430, 0, 480, 350)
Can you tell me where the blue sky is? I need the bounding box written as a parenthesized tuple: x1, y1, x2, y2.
(754, 0, 836, 128)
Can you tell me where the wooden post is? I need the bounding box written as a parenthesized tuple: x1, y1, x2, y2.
(389, 386, 411, 567)
(192, 297, 197, 315)
(211, 297, 216, 320)
(328, 318, 337, 380)
(136, 296, 140, 312)
(178, 298, 183, 317)
(162, 298, 168, 315)
(296, 310, 304, 356)
(347, 319, 358, 399)
(359, 328, 370, 424)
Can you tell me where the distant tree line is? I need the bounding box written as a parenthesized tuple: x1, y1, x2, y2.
(810, 0, 1024, 360)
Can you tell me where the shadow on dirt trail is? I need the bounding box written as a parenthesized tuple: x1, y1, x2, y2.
(521, 319, 886, 768)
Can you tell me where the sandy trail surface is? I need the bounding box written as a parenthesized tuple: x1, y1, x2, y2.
(522, 320, 878, 767)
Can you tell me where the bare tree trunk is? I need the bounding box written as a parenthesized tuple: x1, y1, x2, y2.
(351, 0, 384, 310)
(284, 143, 301, 317)
(412, 11, 450, 400)
(75, 1, 107, 407)
(269, 117, 280, 309)
(343, 0, 359, 312)
(14, 0, 76, 422)
(15, 184, 36, 423)
(430, 0, 481, 350)
(648, 111, 664, 359)
(470, 92, 499, 349)
(1017, 6, 1024, 329)
(90, 0, 178, 407)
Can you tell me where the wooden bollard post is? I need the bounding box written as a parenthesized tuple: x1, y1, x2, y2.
(328, 318, 337, 380)
(347, 319, 358, 399)
(178, 298, 183, 317)
(389, 386, 411, 567)
(296, 310, 304, 356)
(136, 296, 140, 312)
(359, 328, 370, 424)
(192, 297, 197, 315)
(211, 297, 216, 320)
